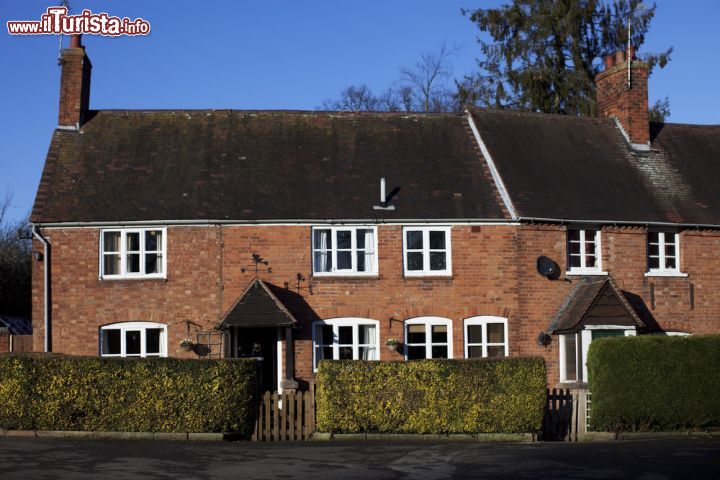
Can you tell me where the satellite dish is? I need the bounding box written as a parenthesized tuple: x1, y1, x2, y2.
(536, 256, 560, 280)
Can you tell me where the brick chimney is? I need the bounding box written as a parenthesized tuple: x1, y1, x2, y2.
(58, 35, 91, 129)
(595, 47, 649, 149)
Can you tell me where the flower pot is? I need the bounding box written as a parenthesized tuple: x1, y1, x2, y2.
(386, 343, 399, 352)
(180, 343, 193, 352)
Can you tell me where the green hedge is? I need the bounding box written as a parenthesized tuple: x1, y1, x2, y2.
(316, 358, 546, 434)
(0, 354, 257, 434)
(587, 335, 720, 431)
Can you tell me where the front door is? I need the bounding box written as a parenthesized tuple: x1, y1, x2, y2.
(228, 326, 277, 392)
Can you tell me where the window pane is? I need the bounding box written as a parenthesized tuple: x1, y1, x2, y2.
(103, 329, 121, 355)
(126, 330, 141, 355)
(648, 232, 659, 244)
(586, 230, 598, 242)
(467, 325, 483, 344)
(467, 346, 483, 358)
(356, 229, 370, 249)
(318, 325, 334, 345)
(592, 330, 625, 340)
(127, 254, 140, 273)
(431, 324, 447, 343)
(358, 324, 376, 345)
(337, 230, 351, 249)
(360, 346, 376, 360)
(567, 230, 580, 242)
(338, 346, 353, 360)
(585, 241, 596, 255)
(487, 323, 505, 343)
(429, 252, 446, 271)
(314, 252, 332, 272)
(407, 230, 423, 250)
(585, 254, 596, 268)
(356, 251, 366, 272)
(665, 244, 676, 257)
(648, 243, 660, 257)
(338, 326, 353, 345)
(337, 251, 352, 270)
(429, 231, 446, 249)
(568, 242, 581, 255)
(145, 253, 162, 274)
(103, 232, 120, 252)
(104, 254, 120, 275)
(648, 256, 660, 269)
(568, 255, 581, 268)
(146, 328, 162, 354)
(145, 230, 161, 251)
(407, 252, 424, 271)
(407, 345, 426, 360)
(487, 346, 505, 358)
(431, 345, 448, 359)
(127, 232, 140, 252)
(314, 229, 331, 249)
(563, 334, 577, 381)
(316, 345, 334, 362)
(407, 324, 425, 344)
(665, 256, 677, 269)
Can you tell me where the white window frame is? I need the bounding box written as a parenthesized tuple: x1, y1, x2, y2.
(312, 318, 380, 371)
(566, 228, 606, 275)
(99, 227, 167, 279)
(311, 226, 378, 276)
(645, 231, 687, 277)
(404, 317, 453, 360)
(402, 226, 452, 276)
(99, 321, 167, 358)
(559, 325, 636, 383)
(464, 316, 509, 358)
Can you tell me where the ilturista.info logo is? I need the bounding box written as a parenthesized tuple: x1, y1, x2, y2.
(7, 7, 150, 36)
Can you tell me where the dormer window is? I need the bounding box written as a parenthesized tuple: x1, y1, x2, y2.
(646, 231, 686, 277)
(567, 228, 604, 275)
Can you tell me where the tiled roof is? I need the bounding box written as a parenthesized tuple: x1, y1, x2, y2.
(469, 107, 720, 225)
(31, 110, 508, 223)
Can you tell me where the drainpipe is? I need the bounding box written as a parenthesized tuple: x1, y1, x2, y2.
(31, 225, 50, 352)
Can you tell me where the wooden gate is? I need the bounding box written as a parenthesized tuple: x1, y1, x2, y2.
(252, 384, 315, 441)
(541, 388, 591, 441)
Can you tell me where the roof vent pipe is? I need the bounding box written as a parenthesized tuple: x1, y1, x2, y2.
(373, 177, 395, 211)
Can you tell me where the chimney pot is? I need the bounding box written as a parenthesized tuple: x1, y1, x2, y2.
(614, 50, 626, 65)
(69, 34, 82, 48)
(603, 54, 615, 71)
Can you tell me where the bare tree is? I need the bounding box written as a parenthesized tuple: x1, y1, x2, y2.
(0, 193, 31, 318)
(320, 44, 460, 113)
(399, 43, 459, 112)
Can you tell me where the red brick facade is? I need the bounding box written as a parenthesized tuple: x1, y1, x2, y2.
(32, 223, 720, 386)
(57, 36, 91, 128)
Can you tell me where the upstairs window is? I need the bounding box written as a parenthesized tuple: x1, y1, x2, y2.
(647, 231, 681, 274)
(100, 322, 167, 358)
(567, 229, 602, 274)
(403, 227, 452, 276)
(312, 227, 377, 276)
(101, 228, 166, 279)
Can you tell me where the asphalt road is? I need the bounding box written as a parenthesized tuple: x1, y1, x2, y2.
(0, 437, 718, 479)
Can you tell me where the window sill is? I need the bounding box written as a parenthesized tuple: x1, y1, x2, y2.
(565, 271, 608, 277)
(644, 271, 688, 278)
(403, 272, 453, 278)
(312, 273, 379, 279)
(99, 276, 167, 282)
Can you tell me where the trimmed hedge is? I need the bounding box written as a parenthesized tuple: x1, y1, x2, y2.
(316, 358, 546, 434)
(587, 335, 720, 431)
(0, 354, 257, 434)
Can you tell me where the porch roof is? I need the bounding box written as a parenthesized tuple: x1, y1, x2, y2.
(549, 277, 645, 334)
(219, 278, 298, 329)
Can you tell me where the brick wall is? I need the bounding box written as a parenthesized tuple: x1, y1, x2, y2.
(32, 224, 720, 386)
(595, 55, 650, 146)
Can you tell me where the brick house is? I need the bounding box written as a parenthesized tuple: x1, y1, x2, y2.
(31, 36, 720, 391)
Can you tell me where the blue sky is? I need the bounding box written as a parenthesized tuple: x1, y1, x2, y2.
(1, 0, 719, 223)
